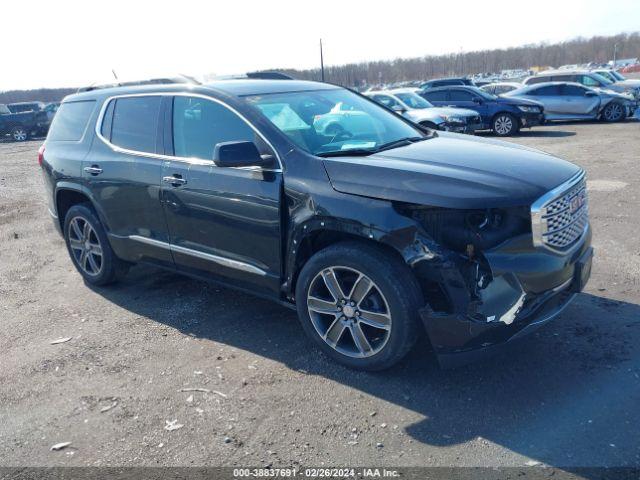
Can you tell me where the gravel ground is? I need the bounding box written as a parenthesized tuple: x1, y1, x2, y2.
(0, 118, 639, 468)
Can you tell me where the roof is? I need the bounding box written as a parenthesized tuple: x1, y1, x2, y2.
(64, 79, 338, 103)
(534, 69, 594, 76)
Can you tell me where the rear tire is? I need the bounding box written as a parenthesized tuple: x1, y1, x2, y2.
(295, 241, 423, 371)
(492, 113, 518, 136)
(63, 203, 127, 286)
(11, 126, 29, 142)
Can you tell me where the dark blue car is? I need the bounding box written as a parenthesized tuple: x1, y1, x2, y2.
(420, 86, 545, 136)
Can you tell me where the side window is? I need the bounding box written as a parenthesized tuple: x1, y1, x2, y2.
(580, 75, 601, 87)
(172, 96, 268, 161)
(449, 90, 474, 101)
(422, 90, 448, 102)
(110, 96, 162, 154)
(531, 85, 561, 96)
(562, 85, 587, 96)
(554, 75, 574, 82)
(47, 101, 96, 142)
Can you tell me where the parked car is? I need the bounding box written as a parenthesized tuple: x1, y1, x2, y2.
(419, 85, 545, 136)
(523, 70, 640, 100)
(0, 103, 50, 141)
(40, 80, 592, 370)
(505, 82, 637, 122)
(312, 101, 383, 138)
(7, 101, 46, 113)
(480, 82, 522, 96)
(365, 89, 482, 133)
(420, 77, 475, 90)
(590, 69, 640, 90)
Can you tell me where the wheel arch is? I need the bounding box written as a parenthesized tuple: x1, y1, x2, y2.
(55, 183, 106, 231)
(285, 220, 428, 301)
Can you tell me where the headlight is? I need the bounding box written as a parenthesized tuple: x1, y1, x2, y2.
(517, 105, 539, 113)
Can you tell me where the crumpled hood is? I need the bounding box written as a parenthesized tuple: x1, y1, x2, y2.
(323, 132, 581, 209)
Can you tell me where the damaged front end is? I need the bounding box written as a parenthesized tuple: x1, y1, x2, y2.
(398, 198, 592, 368)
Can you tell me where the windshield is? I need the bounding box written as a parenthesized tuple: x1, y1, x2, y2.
(596, 71, 616, 82)
(246, 88, 425, 156)
(611, 71, 626, 81)
(394, 92, 433, 109)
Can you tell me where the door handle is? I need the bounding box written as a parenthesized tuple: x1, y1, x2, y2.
(163, 175, 187, 186)
(83, 165, 103, 175)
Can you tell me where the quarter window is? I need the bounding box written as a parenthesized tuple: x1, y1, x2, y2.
(110, 96, 162, 154)
(172, 96, 267, 161)
(47, 100, 96, 142)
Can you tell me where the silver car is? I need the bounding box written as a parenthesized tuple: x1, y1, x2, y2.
(504, 82, 637, 122)
(523, 69, 640, 100)
(365, 89, 482, 133)
(480, 82, 522, 96)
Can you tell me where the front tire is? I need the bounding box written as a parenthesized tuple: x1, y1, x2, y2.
(602, 102, 625, 122)
(63, 203, 126, 286)
(295, 242, 423, 371)
(492, 113, 518, 136)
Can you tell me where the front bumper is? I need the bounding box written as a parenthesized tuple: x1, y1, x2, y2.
(441, 120, 478, 134)
(419, 226, 592, 368)
(520, 111, 545, 128)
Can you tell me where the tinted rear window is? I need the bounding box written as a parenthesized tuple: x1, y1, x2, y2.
(110, 96, 162, 153)
(47, 101, 96, 141)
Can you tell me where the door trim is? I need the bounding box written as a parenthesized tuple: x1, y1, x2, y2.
(129, 235, 267, 276)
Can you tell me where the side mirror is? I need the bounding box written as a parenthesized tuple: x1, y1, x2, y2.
(391, 104, 406, 113)
(472, 97, 483, 104)
(213, 141, 267, 168)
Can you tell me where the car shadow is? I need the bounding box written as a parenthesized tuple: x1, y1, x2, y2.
(476, 130, 576, 138)
(91, 265, 640, 469)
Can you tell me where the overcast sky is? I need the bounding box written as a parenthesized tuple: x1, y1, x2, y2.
(3, 0, 640, 91)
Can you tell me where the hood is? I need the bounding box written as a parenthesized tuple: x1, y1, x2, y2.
(323, 132, 581, 209)
(496, 96, 543, 108)
(617, 79, 640, 88)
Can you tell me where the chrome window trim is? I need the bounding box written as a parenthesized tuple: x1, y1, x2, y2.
(128, 235, 267, 276)
(530, 170, 588, 254)
(93, 91, 283, 172)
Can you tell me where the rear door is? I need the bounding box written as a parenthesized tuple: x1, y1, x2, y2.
(525, 85, 564, 117)
(421, 89, 449, 107)
(86, 95, 173, 266)
(160, 94, 283, 296)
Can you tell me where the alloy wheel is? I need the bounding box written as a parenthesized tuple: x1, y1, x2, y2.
(494, 115, 513, 135)
(12, 128, 27, 141)
(604, 103, 623, 122)
(307, 266, 392, 358)
(68, 216, 103, 276)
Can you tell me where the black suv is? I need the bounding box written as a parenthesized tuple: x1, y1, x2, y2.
(40, 80, 593, 370)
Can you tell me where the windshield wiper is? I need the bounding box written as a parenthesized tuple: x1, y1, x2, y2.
(318, 136, 429, 158)
(374, 136, 426, 153)
(317, 148, 376, 158)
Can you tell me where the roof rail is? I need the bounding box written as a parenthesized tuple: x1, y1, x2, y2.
(77, 75, 200, 93)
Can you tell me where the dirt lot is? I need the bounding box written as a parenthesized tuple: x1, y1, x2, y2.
(1, 118, 639, 468)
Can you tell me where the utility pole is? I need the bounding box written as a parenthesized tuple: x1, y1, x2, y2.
(613, 43, 619, 67)
(319, 39, 325, 82)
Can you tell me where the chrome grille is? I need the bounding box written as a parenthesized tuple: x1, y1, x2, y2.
(532, 173, 589, 251)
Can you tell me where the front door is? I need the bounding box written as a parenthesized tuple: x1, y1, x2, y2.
(161, 95, 283, 296)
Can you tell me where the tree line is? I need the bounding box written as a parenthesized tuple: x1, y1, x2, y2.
(1, 32, 638, 103)
(275, 32, 640, 87)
